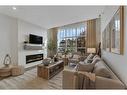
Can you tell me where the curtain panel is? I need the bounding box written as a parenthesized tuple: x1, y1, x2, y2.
(86, 19, 97, 48)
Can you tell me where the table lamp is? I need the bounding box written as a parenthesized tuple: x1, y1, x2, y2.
(87, 48, 96, 54)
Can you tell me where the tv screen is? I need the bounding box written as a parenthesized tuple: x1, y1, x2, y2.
(29, 34, 43, 44)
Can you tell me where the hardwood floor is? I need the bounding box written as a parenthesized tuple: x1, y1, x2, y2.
(0, 67, 62, 89)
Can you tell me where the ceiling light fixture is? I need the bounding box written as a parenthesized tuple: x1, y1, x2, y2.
(12, 6, 17, 10)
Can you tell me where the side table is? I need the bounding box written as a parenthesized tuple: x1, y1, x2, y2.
(37, 64, 45, 78)
(37, 60, 64, 79)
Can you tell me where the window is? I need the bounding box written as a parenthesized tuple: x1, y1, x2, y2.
(57, 22, 87, 54)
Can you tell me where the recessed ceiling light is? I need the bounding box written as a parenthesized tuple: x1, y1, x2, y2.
(12, 7, 16, 10)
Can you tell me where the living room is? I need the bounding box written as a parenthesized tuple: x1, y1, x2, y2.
(0, 1, 127, 94)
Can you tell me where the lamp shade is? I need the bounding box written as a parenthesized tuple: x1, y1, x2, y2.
(87, 48, 96, 53)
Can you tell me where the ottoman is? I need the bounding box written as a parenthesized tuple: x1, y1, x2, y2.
(11, 65, 25, 76)
(0, 67, 11, 77)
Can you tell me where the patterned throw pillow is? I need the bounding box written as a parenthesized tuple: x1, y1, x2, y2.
(87, 54, 94, 60)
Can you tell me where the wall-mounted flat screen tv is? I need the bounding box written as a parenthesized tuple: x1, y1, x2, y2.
(29, 34, 43, 44)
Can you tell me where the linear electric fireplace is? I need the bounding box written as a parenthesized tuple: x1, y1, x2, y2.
(26, 54, 43, 64)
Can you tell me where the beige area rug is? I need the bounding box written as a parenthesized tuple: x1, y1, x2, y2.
(0, 67, 62, 89)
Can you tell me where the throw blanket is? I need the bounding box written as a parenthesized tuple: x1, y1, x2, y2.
(75, 71, 95, 89)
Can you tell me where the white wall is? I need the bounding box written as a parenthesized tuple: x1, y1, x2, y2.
(101, 6, 127, 86)
(18, 20, 47, 68)
(0, 13, 47, 68)
(0, 14, 18, 67)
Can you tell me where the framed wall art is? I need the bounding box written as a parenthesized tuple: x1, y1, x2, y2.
(102, 6, 124, 55)
(110, 6, 124, 54)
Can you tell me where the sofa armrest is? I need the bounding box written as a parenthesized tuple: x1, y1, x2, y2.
(62, 69, 77, 89)
(95, 76, 125, 89)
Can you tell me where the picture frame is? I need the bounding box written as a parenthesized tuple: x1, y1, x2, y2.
(110, 6, 124, 54)
(102, 6, 124, 55)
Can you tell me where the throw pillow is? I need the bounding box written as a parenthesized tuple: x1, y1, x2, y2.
(77, 62, 95, 72)
(93, 61, 111, 78)
(92, 55, 99, 60)
(92, 57, 101, 64)
(95, 68, 111, 78)
(83, 54, 93, 64)
(87, 59, 93, 63)
(87, 53, 94, 60)
(85, 54, 94, 63)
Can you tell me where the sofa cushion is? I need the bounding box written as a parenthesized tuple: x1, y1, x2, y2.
(87, 53, 94, 60)
(92, 56, 101, 64)
(93, 55, 99, 60)
(83, 54, 94, 64)
(93, 61, 111, 78)
(95, 76, 125, 89)
(77, 62, 95, 72)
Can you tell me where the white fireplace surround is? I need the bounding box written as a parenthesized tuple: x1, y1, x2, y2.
(18, 20, 47, 68)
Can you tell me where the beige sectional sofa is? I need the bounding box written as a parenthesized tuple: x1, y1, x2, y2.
(62, 54, 126, 89)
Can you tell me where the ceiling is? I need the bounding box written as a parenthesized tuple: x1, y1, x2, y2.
(0, 6, 105, 29)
